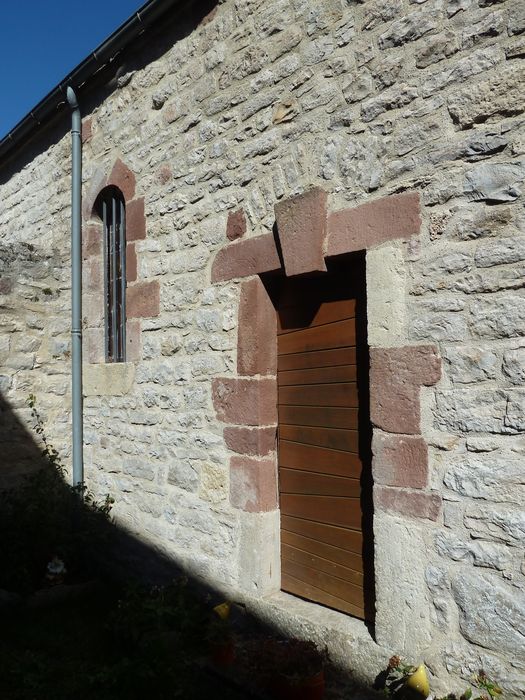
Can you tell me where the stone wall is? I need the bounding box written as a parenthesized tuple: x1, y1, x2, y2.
(0, 0, 524, 696)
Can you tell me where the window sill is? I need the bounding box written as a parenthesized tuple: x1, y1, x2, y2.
(83, 362, 135, 396)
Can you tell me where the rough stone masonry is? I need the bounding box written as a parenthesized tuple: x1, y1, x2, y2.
(0, 0, 524, 696)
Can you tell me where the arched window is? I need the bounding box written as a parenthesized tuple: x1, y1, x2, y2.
(96, 187, 126, 362)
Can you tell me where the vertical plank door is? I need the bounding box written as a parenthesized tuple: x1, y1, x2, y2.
(277, 267, 373, 621)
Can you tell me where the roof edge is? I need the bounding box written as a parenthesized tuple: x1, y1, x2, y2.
(0, 0, 182, 165)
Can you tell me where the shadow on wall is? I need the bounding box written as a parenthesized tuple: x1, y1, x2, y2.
(0, 390, 377, 700)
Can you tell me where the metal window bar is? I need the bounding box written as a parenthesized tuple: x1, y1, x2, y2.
(102, 191, 126, 362)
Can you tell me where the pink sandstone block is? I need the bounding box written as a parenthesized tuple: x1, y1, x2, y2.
(274, 187, 328, 276)
(375, 485, 441, 521)
(223, 426, 277, 456)
(230, 456, 277, 512)
(372, 433, 428, 489)
(211, 234, 282, 283)
(237, 277, 277, 376)
(212, 377, 277, 426)
(327, 192, 421, 257)
(370, 345, 441, 434)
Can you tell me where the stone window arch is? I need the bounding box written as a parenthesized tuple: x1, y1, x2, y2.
(94, 186, 126, 362)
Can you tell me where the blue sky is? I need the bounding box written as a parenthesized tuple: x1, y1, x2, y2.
(0, 1, 144, 139)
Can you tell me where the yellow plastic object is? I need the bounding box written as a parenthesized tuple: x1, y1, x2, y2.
(213, 602, 231, 620)
(404, 665, 430, 699)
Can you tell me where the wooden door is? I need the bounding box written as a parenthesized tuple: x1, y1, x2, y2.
(276, 262, 374, 621)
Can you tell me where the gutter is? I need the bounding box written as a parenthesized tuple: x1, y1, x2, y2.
(0, 0, 183, 165)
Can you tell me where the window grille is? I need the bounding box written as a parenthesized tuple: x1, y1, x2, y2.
(100, 188, 126, 362)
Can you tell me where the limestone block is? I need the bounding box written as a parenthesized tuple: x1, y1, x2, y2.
(464, 504, 525, 546)
(444, 454, 524, 504)
(502, 347, 525, 385)
(83, 362, 135, 396)
(436, 532, 513, 571)
(238, 510, 280, 596)
(451, 571, 525, 655)
(366, 243, 407, 347)
(374, 514, 433, 652)
(475, 237, 525, 268)
(361, 83, 418, 122)
(378, 10, 438, 49)
(471, 294, 525, 338)
(443, 346, 499, 383)
(422, 46, 502, 98)
(464, 162, 525, 203)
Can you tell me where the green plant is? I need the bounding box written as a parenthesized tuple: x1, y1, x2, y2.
(384, 656, 418, 697)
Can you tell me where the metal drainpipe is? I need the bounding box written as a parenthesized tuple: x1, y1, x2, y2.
(66, 87, 84, 489)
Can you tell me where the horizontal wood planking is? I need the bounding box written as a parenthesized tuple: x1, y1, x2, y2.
(281, 558, 365, 609)
(278, 319, 356, 355)
(278, 364, 357, 386)
(281, 529, 364, 572)
(279, 441, 362, 478)
(282, 544, 364, 587)
(279, 424, 358, 452)
(278, 299, 356, 333)
(281, 493, 363, 530)
(279, 347, 357, 371)
(278, 405, 358, 429)
(280, 468, 361, 498)
(281, 515, 363, 554)
(279, 382, 358, 407)
(281, 572, 365, 618)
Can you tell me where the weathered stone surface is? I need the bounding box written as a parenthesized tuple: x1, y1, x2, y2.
(508, 4, 525, 36)
(362, 0, 403, 32)
(436, 532, 512, 571)
(237, 277, 277, 376)
(474, 238, 525, 268)
(127, 280, 160, 318)
(443, 642, 525, 700)
(372, 433, 428, 489)
(415, 31, 459, 68)
(274, 187, 327, 276)
(375, 485, 441, 521)
(378, 10, 438, 49)
(410, 313, 469, 343)
(470, 295, 525, 338)
(226, 209, 247, 241)
(449, 64, 525, 128)
(422, 46, 501, 98)
(464, 162, 525, 203)
(230, 456, 277, 512)
(167, 460, 199, 492)
(434, 389, 520, 434)
(83, 363, 135, 396)
(464, 504, 525, 546)
(361, 83, 418, 121)
(212, 377, 277, 426)
(126, 198, 146, 241)
(366, 243, 407, 347)
(211, 234, 282, 283)
(451, 572, 525, 655)
(444, 454, 524, 504)
(502, 347, 525, 385)
(108, 158, 136, 201)
(223, 426, 276, 456)
(327, 193, 421, 257)
(370, 345, 441, 434)
(443, 346, 499, 383)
